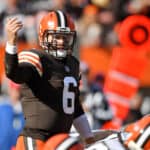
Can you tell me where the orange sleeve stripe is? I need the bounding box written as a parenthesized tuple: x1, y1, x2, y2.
(18, 51, 40, 61)
(19, 55, 41, 66)
(19, 57, 43, 76)
(18, 52, 43, 76)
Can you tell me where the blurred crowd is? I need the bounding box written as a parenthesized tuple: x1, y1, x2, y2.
(0, 0, 150, 149)
(0, 0, 150, 47)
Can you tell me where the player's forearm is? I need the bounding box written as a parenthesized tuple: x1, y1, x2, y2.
(5, 43, 29, 83)
(73, 114, 95, 144)
(5, 42, 18, 78)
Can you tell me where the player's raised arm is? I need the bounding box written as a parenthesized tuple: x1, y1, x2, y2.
(5, 17, 35, 83)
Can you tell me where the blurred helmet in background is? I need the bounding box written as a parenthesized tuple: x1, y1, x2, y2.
(43, 133, 84, 150)
(123, 114, 150, 150)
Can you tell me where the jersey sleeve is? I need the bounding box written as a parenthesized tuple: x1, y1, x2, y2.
(5, 50, 43, 83)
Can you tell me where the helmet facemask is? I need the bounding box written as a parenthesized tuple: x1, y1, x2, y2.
(41, 30, 76, 59)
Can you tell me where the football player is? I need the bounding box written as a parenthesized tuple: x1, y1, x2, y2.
(122, 114, 150, 150)
(85, 114, 150, 150)
(5, 10, 94, 150)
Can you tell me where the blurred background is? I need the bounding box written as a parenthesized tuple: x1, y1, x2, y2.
(0, 0, 150, 149)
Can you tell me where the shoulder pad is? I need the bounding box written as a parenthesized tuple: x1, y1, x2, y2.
(18, 50, 43, 76)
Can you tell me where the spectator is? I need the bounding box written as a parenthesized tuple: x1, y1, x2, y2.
(8, 80, 25, 147)
(0, 94, 14, 150)
(123, 92, 143, 125)
(65, 0, 87, 20)
(0, 0, 27, 43)
(0, 78, 24, 150)
(82, 73, 113, 129)
(76, 4, 101, 47)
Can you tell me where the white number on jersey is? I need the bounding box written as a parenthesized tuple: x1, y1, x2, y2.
(63, 77, 77, 114)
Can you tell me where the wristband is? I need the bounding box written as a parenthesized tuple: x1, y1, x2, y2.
(6, 42, 17, 54)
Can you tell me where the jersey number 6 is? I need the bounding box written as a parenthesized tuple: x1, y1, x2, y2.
(63, 77, 77, 114)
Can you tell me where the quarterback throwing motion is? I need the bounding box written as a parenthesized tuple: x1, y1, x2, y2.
(5, 10, 94, 150)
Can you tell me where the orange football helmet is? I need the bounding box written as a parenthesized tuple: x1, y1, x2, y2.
(39, 10, 76, 59)
(43, 133, 84, 150)
(123, 115, 150, 150)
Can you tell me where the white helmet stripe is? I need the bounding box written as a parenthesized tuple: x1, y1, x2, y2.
(136, 126, 150, 147)
(57, 10, 66, 28)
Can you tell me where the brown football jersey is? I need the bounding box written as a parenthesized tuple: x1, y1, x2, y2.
(5, 49, 84, 141)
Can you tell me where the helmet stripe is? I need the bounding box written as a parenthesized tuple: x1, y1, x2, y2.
(55, 11, 61, 27)
(62, 11, 68, 27)
(136, 125, 150, 148)
(57, 10, 66, 28)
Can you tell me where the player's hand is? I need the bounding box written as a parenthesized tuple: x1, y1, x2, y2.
(5, 17, 23, 45)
